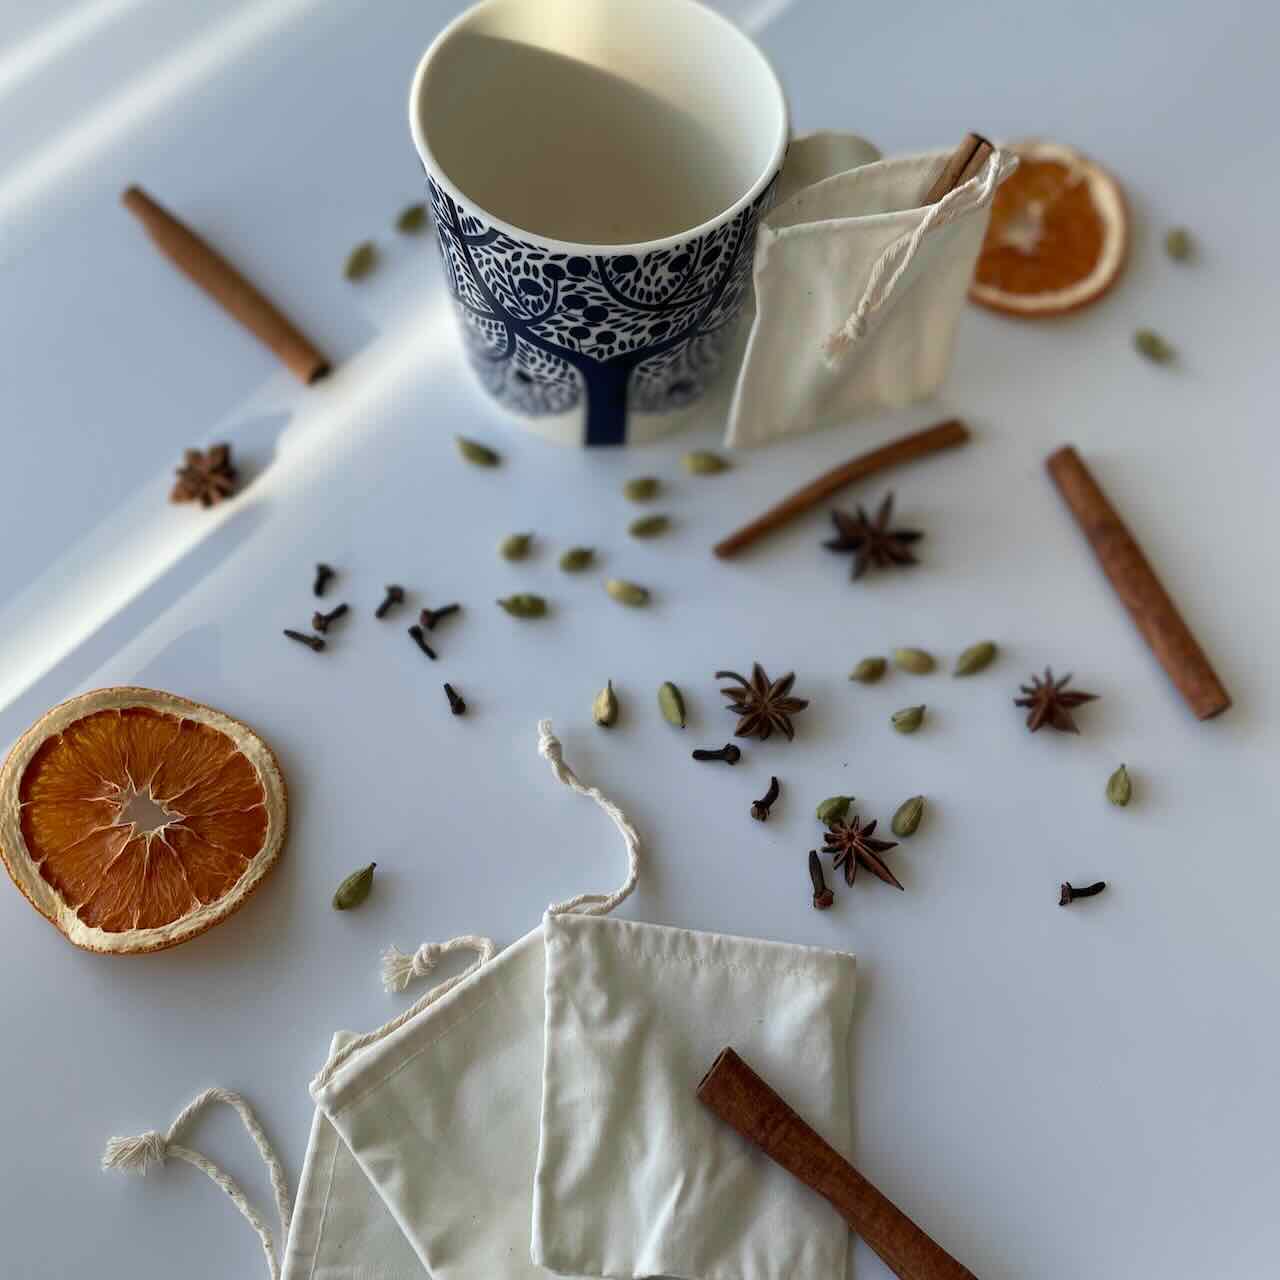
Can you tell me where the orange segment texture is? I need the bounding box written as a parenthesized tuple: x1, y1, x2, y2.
(0, 689, 286, 954)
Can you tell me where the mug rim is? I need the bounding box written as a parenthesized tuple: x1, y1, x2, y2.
(408, 0, 789, 256)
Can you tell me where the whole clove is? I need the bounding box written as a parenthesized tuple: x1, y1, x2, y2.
(311, 603, 348, 634)
(809, 851, 834, 909)
(313, 563, 336, 597)
(751, 776, 780, 821)
(376, 584, 406, 618)
(443, 682, 466, 716)
(419, 603, 461, 630)
(692, 743, 741, 765)
(284, 628, 325, 652)
(407, 624, 437, 659)
(1059, 880, 1107, 906)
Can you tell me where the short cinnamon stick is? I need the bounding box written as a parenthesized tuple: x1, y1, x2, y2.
(698, 1048, 977, 1280)
(713, 419, 970, 559)
(1046, 445, 1230, 720)
(122, 185, 330, 385)
(920, 133, 993, 205)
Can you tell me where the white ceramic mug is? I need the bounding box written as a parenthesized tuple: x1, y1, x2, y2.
(409, 0, 788, 446)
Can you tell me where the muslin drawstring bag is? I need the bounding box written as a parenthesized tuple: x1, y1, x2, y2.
(725, 134, 1016, 447)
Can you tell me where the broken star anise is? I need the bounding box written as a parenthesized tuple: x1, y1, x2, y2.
(823, 491, 922, 579)
(823, 815, 902, 890)
(715, 663, 809, 741)
(1015, 668, 1098, 733)
(171, 443, 237, 507)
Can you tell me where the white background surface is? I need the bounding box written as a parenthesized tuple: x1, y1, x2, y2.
(1, 2, 1277, 1277)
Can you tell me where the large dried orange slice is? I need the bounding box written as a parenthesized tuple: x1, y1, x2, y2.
(0, 687, 286, 954)
(970, 140, 1128, 316)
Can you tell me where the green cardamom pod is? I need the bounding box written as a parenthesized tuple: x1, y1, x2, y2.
(683, 450, 729, 475)
(1164, 227, 1192, 262)
(891, 795, 925, 837)
(629, 514, 670, 539)
(849, 657, 886, 683)
(1106, 763, 1132, 807)
(593, 680, 619, 727)
(396, 203, 428, 233)
(499, 532, 532, 561)
(497, 593, 547, 618)
(657, 681, 686, 728)
(891, 704, 926, 734)
(559, 546, 595, 572)
(1134, 329, 1175, 364)
(954, 641, 997, 676)
(893, 647, 935, 675)
(623, 476, 660, 502)
(456, 435, 500, 467)
(605, 578, 650, 607)
(333, 862, 376, 910)
(815, 795, 853, 825)
(344, 241, 377, 281)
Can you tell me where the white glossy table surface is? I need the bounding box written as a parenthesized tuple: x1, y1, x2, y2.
(1, 2, 1277, 1277)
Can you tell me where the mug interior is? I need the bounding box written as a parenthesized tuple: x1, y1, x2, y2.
(412, 0, 788, 247)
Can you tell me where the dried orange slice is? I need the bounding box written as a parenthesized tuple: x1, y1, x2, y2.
(970, 140, 1128, 316)
(0, 688, 286, 954)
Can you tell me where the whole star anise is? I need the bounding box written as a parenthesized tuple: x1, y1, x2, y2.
(715, 663, 809, 741)
(1015, 668, 1098, 733)
(823, 815, 902, 890)
(823, 491, 922, 579)
(171, 443, 237, 507)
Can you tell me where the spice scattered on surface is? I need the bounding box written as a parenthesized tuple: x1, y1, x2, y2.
(891, 705, 926, 734)
(954, 641, 997, 676)
(1059, 880, 1106, 906)
(605, 579, 650, 607)
(716, 664, 809, 741)
(593, 680, 618, 727)
(560, 547, 595, 572)
(497, 593, 547, 618)
(809, 851, 834, 909)
(443, 682, 466, 716)
(850, 657, 886, 683)
(171, 444, 237, 507)
(407, 623, 437, 659)
(333, 862, 376, 910)
(283, 628, 325, 652)
(892, 647, 935, 675)
(1134, 328, 1175, 364)
(396, 203, 428, 233)
(456, 436, 500, 467)
(629, 514, 670, 539)
(419, 603, 461, 630)
(623, 476, 660, 502)
(816, 796, 853, 825)
(658, 681, 687, 729)
(683, 450, 729, 475)
(824, 815, 902, 889)
(692, 743, 741, 765)
(313, 563, 336, 597)
(499, 532, 533, 561)
(890, 795, 926, 837)
(1106, 764, 1132, 807)
(1164, 227, 1193, 262)
(1015, 668, 1098, 733)
(344, 242, 377, 281)
(751, 776, 780, 821)
(824, 492, 922, 579)
(312, 604, 349, 634)
(376, 584, 406, 618)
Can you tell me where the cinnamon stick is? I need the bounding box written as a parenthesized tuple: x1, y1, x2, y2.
(1046, 445, 1230, 720)
(698, 1048, 977, 1280)
(713, 419, 970, 559)
(122, 185, 330, 385)
(920, 133, 993, 204)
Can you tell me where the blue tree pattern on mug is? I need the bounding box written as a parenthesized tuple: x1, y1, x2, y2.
(427, 176, 772, 445)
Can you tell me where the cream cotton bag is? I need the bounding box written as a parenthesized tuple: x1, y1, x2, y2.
(725, 134, 1016, 447)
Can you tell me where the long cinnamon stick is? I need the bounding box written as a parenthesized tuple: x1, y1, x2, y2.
(713, 419, 970, 558)
(122, 185, 330, 385)
(920, 133, 993, 205)
(1046, 445, 1230, 720)
(698, 1048, 977, 1280)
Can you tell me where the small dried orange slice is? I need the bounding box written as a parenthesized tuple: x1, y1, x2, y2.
(970, 140, 1128, 316)
(0, 687, 286, 954)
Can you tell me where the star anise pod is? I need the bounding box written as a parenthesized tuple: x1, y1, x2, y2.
(823, 815, 902, 890)
(171, 443, 237, 507)
(823, 491, 922, 579)
(715, 663, 809, 741)
(1014, 668, 1098, 733)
